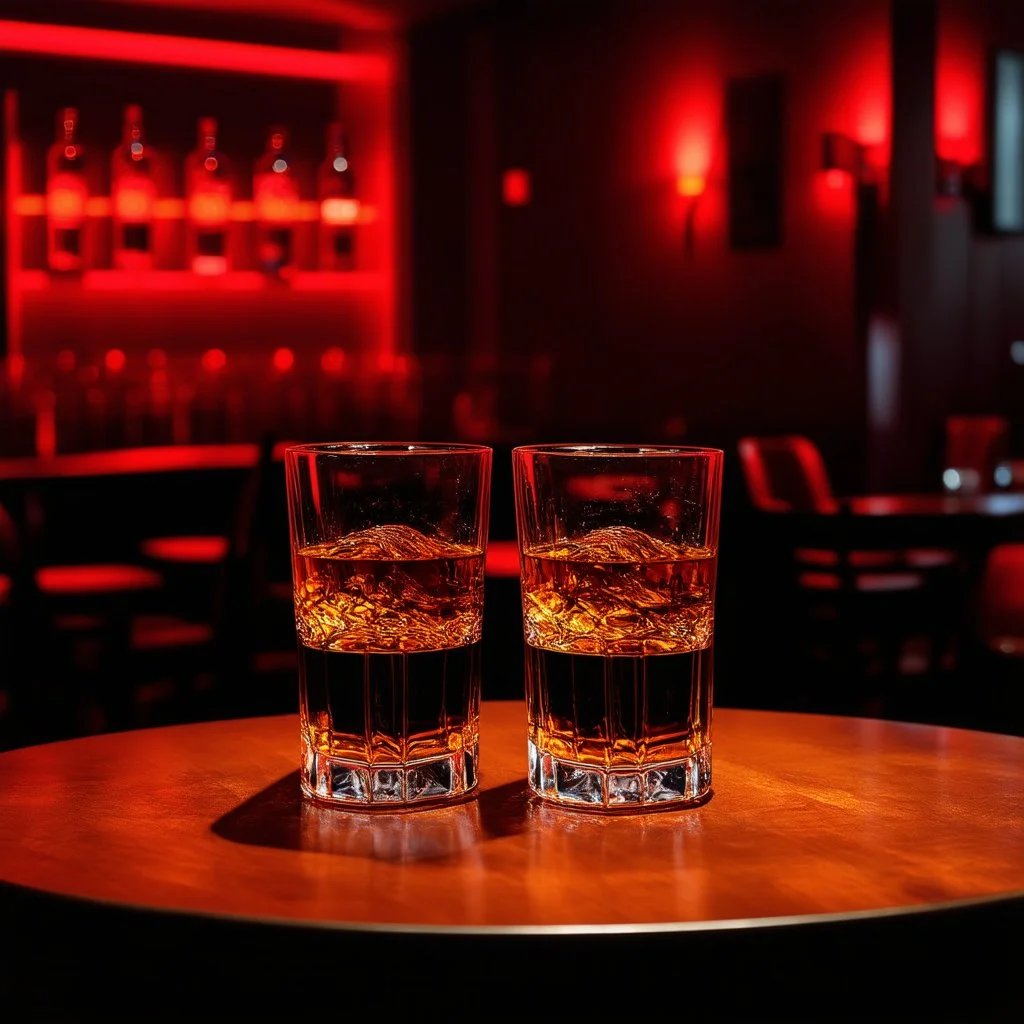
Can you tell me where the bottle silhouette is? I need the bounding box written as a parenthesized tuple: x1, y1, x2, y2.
(253, 126, 299, 277)
(186, 116, 233, 275)
(111, 103, 156, 272)
(317, 121, 358, 271)
(46, 107, 88, 272)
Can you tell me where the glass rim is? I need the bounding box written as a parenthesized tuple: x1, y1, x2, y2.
(284, 440, 493, 457)
(512, 443, 724, 458)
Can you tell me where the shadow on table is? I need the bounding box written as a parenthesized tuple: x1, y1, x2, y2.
(211, 771, 531, 862)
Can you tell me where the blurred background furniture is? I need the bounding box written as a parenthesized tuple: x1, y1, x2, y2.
(964, 542, 1024, 733)
(943, 414, 1011, 495)
(736, 434, 965, 717)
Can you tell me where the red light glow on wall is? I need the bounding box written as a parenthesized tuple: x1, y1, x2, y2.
(272, 347, 295, 372)
(201, 348, 227, 373)
(47, 184, 86, 221)
(502, 169, 532, 206)
(674, 134, 713, 190)
(824, 168, 849, 190)
(114, 186, 156, 221)
(104, 349, 127, 372)
(189, 193, 231, 225)
(936, 13, 984, 166)
(320, 197, 360, 225)
(675, 174, 706, 198)
(321, 347, 347, 373)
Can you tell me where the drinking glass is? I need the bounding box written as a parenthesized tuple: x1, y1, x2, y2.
(285, 442, 492, 807)
(512, 444, 723, 810)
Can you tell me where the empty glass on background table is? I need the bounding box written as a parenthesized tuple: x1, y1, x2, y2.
(285, 442, 492, 808)
(512, 444, 724, 811)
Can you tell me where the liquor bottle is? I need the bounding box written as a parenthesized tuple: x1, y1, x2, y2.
(46, 107, 88, 272)
(253, 126, 299, 277)
(111, 103, 157, 271)
(317, 121, 358, 271)
(185, 116, 232, 275)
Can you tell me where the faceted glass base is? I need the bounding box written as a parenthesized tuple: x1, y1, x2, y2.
(301, 731, 479, 807)
(528, 739, 711, 811)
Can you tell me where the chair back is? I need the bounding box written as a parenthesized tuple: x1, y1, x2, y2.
(944, 415, 1009, 492)
(737, 435, 839, 513)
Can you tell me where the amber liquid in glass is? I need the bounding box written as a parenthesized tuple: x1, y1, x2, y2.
(522, 526, 715, 805)
(294, 525, 483, 804)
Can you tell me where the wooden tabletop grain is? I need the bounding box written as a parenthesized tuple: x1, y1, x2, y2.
(0, 702, 1021, 935)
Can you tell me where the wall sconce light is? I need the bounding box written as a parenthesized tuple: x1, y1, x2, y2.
(676, 174, 705, 198)
(502, 168, 531, 206)
(822, 131, 866, 183)
(675, 174, 705, 256)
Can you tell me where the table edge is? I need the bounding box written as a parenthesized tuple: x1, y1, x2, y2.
(3, 878, 1022, 938)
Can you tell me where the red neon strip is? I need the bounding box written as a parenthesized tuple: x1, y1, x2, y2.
(16, 195, 375, 223)
(0, 20, 390, 83)
(13, 269, 384, 292)
(0, 444, 261, 481)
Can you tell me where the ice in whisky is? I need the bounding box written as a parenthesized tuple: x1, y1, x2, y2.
(522, 525, 716, 808)
(295, 524, 484, 805)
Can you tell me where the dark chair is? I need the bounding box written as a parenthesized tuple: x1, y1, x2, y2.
(209, 435, 297, 719)
(0, 477, 221, 737)
(944, 415, 1010, 494)
(965, 542, 1024, 734)
(736, 435, 962, 715)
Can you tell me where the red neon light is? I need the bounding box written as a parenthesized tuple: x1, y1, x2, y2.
(140, 535, 230, 564)
(272, 347, 295, 372)
(35, 390, 56, 459)
(47, 180, 87, 222)
(16, 194, 353, 223)
(202, 348, 227, 372)
(0, 444, 261, 481)
(114, 184, 155, 220)
(676, 174, 705, 198)
(255, 192, 298, 224)
(36, 564, 163, 595)
(825, 169, 849, 189)
(485, 540, 519, 579)
(105, 349, 127, 372)
(321, 347, 347, 374)
(320, 196, 360, 225)
(502, 169, 532, 206)
(0, 20, 390, 83)
(189, 191, 231, 225)
(936, 55, 982, 164)
(675, 135, 712, 183)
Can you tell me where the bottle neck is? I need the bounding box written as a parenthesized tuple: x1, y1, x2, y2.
(58, 111, 78, 144)
(198, 120, 218, 153)
(326, 126, 347, 158)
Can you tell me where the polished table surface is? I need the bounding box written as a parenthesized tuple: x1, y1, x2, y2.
(1, 703, 1022, 925)
(2, 702, 1022, 1015)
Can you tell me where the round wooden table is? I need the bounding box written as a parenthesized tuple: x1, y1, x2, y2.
(1, 703, 1022, 1018)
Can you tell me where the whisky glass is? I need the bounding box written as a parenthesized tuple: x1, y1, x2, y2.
(512, 444, 723, 811)
(285, 442, 492, 807)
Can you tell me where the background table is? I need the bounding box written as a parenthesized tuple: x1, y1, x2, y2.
(1, 702, 1022, 1017)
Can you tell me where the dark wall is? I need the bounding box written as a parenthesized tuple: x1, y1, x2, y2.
(937, 0, 1024, 432)
(411, 0, 892, 488)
